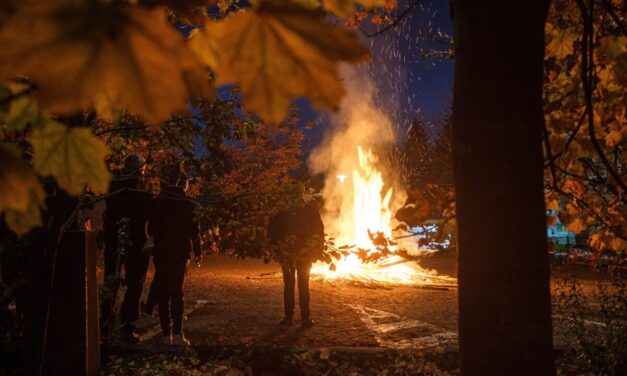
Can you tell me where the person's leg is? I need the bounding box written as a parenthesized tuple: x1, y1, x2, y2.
(281, 263, 296, 324)
(296, 259, 313, 326)
(119, 250, 149, 326)
(100, 236, 120, 336)
(143, 263, 159, 315)
(156, 259, 172, 338)
(170, 258, 188, 335)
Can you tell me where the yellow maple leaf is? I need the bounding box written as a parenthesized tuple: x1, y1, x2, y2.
(31, 121, 111, 195)
(4, 192, 43, 236)
(0, 144, 45, 213)
(324, 0, 386, 18)
(545, 23, 578, 59)
(0, 2, 209, 125)
(196, 2, 369, 124)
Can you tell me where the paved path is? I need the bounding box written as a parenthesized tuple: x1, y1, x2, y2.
(126, 254, 460, 350)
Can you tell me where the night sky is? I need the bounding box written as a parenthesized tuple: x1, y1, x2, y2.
(300, 0, 454, 154)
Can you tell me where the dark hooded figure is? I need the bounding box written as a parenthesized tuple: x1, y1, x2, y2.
(267, 193, 325, 328)
(101, 154, 152, 343)
(147, 168, 201, 346)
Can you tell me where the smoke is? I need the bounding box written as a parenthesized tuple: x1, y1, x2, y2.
(308, 65, 407, 245)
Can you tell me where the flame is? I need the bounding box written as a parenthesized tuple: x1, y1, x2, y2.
(311, 145, 428, 284)
(308, 67, 454, 286)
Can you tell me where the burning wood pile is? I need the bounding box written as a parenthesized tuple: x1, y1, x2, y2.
(308, 68, 456, 288)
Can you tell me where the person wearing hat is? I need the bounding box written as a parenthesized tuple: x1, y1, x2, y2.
(267, 190, 325, 328)
(101, 154, 153, 343)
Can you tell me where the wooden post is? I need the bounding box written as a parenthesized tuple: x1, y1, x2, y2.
(43, 230, 100, 376)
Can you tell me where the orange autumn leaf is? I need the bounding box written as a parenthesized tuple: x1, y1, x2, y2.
(0, 1, 209, 125)
(195, 2, 369, 124)
(0, 144, 45, 235)
(384, 0, 397, 12)
(0, 144, 44, 213)
(605, 129, 624, 148)
(324, 0, 386, 18)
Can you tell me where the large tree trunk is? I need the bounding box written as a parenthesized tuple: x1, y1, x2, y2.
(451, 1, 554, 374)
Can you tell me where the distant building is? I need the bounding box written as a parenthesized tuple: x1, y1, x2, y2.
(547, 209, 576, 245)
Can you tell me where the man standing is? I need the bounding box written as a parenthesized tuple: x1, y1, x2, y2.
(147, 169, 201, 345)
(268, 193, 324, 328)
(101, 155, 152, 343)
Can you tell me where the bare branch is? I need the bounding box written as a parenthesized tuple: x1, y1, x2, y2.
(359, 0, 422, 38)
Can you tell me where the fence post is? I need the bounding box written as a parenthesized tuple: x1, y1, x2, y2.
(43, 230, 100, 376)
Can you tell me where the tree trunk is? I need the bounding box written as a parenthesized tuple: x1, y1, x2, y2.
(451, 1, 554, 375)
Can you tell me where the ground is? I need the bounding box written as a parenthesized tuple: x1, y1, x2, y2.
(111, 255, 617, 351)
(101, 255, 624, 375)
(122, 255, 459, 351)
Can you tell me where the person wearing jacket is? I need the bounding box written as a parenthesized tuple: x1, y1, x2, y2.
(267, 193, 324, 328)
(147, 169, 201, 345)
(101, 155, 152, 343)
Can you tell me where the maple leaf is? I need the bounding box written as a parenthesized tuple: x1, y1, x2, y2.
(0, 144, 45, 213)
(0, 2, 208, 125)
(0, 82, 40, 131)
(4, 192, 42, 236)
(195, 2, 369, 124)
(545, 23, 578, 59)
(0, 144, 45, 235)
(323, 0, 386, 18)
(31, 121, 111, 195)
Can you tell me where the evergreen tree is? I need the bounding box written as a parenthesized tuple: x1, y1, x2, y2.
(430, 115, 453, 185)
(401, 119, 433, 188)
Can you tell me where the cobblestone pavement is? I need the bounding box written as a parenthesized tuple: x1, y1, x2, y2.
(130, 255, 460, 351)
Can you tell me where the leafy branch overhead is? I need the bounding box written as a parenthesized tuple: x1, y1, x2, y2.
(193, 1, 370, 123)
(0, 2, 209, 125)
(0, 1, 373, 125)
(0, 0, 384, 235)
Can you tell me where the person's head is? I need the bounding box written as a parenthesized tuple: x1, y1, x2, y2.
(122, 154, 146, 176)
(302, 187, 322, 208)
(162, 165, 189, 192)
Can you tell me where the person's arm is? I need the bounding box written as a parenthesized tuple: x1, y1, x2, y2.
(145, 197, 158, 237)
(190, 205, 202, 262)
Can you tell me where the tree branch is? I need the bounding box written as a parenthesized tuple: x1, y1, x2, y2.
(94, 125, 147, 137)
(601, 0, 627, 35)
(576, 0, 626, 192)
(359, 0, 422, 38)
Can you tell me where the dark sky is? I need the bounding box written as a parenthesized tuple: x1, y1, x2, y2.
(300, 0, 453, 154)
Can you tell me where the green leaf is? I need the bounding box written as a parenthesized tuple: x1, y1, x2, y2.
(0, 83, 39, 131)
(31, 121, 111, 195)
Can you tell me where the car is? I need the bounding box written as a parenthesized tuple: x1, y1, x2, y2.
(552, 249, 569, 265)
(567, 245, 594, 266)
(596, 251, 617, 268)
(607, 255, 627, 272)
